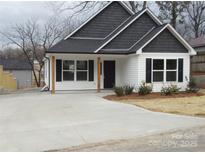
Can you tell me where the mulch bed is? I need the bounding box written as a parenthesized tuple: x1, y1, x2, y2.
(104, 92, 204, 101)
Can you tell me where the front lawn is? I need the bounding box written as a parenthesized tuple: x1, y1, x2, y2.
(104, 90, 205, 117)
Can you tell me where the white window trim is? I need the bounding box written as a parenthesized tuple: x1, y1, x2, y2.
(151, 59, 179, 83)
(76, 60, 89, 81)
(61, 60, 90, 82)
(166, 59, 178, 82)
(152, 59, 164, 83)
(62, 60, 75, 82)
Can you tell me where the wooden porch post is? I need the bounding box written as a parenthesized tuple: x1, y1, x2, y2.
(97, 57, 101, 92)
(51, 56, 56, 94)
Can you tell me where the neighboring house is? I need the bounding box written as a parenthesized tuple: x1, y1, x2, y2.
(0, 58, 32, 89)
(189, 36, 205, 73)
(45, 1, 196, 93)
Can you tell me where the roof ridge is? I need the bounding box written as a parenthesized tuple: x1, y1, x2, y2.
(94, 9, 147, 53)
(64, 1, 134, 40)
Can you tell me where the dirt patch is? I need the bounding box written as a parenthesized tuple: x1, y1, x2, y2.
(104, 92, 204, 101)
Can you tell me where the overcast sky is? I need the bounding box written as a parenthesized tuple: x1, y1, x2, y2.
(0, 2, 55, 28)
(0, 1, 158, 48)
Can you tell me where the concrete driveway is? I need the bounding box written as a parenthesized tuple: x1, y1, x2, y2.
(0, 91, 205, 152)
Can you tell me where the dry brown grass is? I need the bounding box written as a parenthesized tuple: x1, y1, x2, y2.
(118, 90, 205, 117)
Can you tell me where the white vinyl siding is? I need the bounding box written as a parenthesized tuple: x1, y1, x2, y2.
(47, 53, 189, 92)
(137, 53, 190, 92)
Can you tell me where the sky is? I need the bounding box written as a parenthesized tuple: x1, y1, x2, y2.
(0, 2, 54, 26)
(0, 1, 159, 48)
(0, 1, 66, 47)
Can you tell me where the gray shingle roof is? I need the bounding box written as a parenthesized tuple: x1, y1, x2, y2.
(47, 9, 144, 54)
(189, 36, 205, 48)
(47, 38, 103, 54)
(0, 58, 32, 70)
(47, 2, 176, 55)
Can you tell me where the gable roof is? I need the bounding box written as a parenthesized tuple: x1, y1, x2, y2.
(47, 2, 195, 55)
(64, 1, 134, 39)
(189, 36, 205, 48)
(0, 58, 32, 70)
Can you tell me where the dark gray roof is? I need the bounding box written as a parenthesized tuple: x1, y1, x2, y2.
(72, 2, 131, 38)
(48, 38, 103, 54)
(0, 58, 32, 70)
(47, 10, 144, 54)
(47, 1, 186, 55)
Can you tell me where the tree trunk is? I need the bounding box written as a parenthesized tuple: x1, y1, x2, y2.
(129, 1, 136, 13)
(32, 68, 40, 87)
(143, 1, 147, 9)
(171, 2, 177, 29)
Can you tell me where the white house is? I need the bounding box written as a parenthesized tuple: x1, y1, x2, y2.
(44, 1, 196, 93)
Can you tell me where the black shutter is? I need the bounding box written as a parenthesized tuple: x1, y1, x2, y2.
(146, 58, 152, 83)
(178, 59, 183, 82)
(89, 60, 94, 81)
(56, 59, 62, 82)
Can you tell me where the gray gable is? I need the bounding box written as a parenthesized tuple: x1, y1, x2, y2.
(72, 2, 131, 38)
(128, 24, 167, 53)
(142, 29, 188, 53)
(102, 13, 158, 49)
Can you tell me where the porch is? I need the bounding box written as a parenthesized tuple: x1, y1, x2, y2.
(45, 54, 137, 94)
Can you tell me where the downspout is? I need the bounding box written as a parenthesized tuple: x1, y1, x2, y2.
(44, 56, 50, 91)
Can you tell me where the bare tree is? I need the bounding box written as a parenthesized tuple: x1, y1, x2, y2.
(0, 18, 65, 87)
(50, 1, 148, 18)
(127, 1, 147, 13)
(156, 1, 190, 29)
(0, 47, 26, 59)
(184, 1, 205, 38)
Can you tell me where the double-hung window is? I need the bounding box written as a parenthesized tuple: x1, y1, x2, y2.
(152, 59, 164, 82)
(63, 60, 75, 81)
(166, 59, 177, 82)
(76, 60, 88, 81)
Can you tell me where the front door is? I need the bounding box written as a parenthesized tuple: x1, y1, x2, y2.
(104, 61, 115, 89)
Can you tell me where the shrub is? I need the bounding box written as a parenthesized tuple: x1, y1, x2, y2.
(124, 85, 134, 95)
(113, 86, 124, 96)
(161, 84, 181, 95)
(138, 82, 152, 95)
(186, 76, 199, 93)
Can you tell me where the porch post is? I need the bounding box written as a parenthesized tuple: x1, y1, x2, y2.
(97, 57, 101, 92)
(51, 56, 56, 94)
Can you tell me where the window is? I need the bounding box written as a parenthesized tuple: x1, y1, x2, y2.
(63, 60, 74, 81)
(152, 59, 164, 82)
(166, 59, 177, 81)
(76, 61, 88, 81)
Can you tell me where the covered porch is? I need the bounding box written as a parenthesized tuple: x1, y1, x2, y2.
(45, 53, 137, 94)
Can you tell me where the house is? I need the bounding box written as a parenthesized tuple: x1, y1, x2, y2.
(189, 36, 205, 73)
(0, 58, 32, 89)
(45, 1, 196, 93)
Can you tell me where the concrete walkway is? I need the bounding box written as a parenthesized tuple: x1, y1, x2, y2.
(0, 91, 205, 151)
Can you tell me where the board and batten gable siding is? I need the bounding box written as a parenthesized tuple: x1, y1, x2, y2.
(102, 13, 158, 49)
(143, 29, 188, 53)
(72, 2, 130, 38)
(137, 54, 190, 92)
